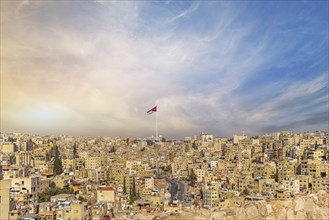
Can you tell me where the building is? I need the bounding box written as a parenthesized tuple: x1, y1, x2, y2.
(0, 142, 18, 153)
(11, 176, 40, 202)
(145, 177, 154, 189)
(282, 176, 300, 195)
(97, 187, 115, 203)
(0, 179, 13, 220)
(85, 156, 101, 170)
(203, 189, 219, 207)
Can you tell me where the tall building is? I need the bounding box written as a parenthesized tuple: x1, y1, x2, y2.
(0, 179, 13, 220)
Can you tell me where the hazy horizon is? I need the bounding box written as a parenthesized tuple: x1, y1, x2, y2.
(1, 1, 328, 139)
(2, 128, 328, 141)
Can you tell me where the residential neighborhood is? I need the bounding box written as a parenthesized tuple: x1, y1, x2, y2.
(1, 130, 328, 219)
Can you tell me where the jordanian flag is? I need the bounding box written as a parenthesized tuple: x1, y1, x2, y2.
(147, 106, 157, 114)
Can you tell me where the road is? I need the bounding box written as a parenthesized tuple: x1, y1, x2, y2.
(177, 180, 187, 201)
(167, 178, 188, 203)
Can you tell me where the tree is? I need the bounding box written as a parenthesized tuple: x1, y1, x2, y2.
(38, 182, 73, 203)
(49, 181, 56, 188)
(7, 137, 17, 142)
(123, 176, 127, 195)
(110, 208, 115, 218)
(163, 164, 172, 173)
(173, 184, 179, 196)
(73, 143, 78, 159)
(132, 175, 137, 198)
(189, 169, 197, 186)
(241, 187, 250, 196)
(129, 175, 137, 204)
(110, 146, 116, 153)
(192, 141, 197, 149)
(53, 145, 63, 175)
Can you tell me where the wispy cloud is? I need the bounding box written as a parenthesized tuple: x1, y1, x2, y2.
(1, 1, 328, 138)
(167, 1, 200, 23)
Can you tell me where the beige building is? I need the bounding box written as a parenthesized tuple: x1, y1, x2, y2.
(53, 175, 71, 188)
(0, 179, 13, 220)
(70, 201, 89, 220)
(85, 156, 101, 170)
(311, 177, 329, 192)
(0, 142, 17, 153)
(282, 176, 300, 195)
(233, 134, 247, 144)
(301, 159, 329, 177)
(145, 177, 154, 189)
(55, 201, 89, 220)
(38, 202, 56, 220)
(62, 159, 76, 171)
(295, 175, 311, 192)
(11, 176, 39, 202)
(195, 169, 206, 182)
(97, 187, 115, 203)
(203, 189, 219, 207)
(14, 152, 33, 166)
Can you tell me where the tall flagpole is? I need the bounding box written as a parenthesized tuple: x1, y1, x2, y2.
(155, 108, 158, 141)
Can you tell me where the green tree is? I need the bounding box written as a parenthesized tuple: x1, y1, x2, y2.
(123, 176, 127, 195)
(110, 146, 116, 153)
(110, 208, 115, 218)
(38, 182, 73, 203)
(73, 143, 78, 158)
(129, 175, 137, 204)
(53, 145, 63, 175)
(132, 175, 136, 198)
(173, 184, 179, 196)
(49, 181, 56, 188)
(189, 169, 197, 186)
(163, 164, 172, 173)
(241, 187, 250, 196)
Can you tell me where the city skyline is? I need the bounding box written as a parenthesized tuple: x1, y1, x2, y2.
(1, 1, 328, 139)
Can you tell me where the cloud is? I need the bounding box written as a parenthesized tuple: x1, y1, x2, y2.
(261, 110, 328, 133)
(1, 1, 328, 138)
(167, 1, 200, 23)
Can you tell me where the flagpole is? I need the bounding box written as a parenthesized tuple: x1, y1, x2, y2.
(155, 110, 158, 141)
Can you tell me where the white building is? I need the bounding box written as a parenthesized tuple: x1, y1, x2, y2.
(282, 176, 300, 195)
(209, 160, 219, 169)
(145, 176, 154, 189)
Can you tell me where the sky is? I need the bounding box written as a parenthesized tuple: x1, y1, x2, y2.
(1, 1, 328, 139)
